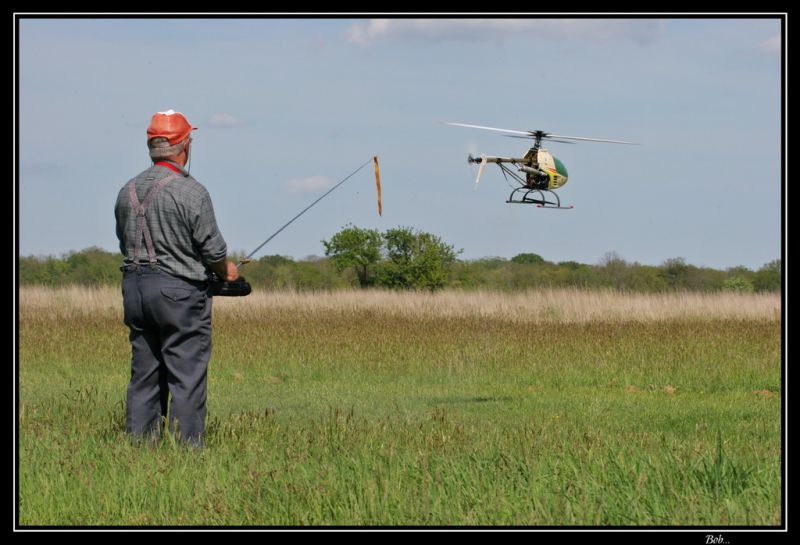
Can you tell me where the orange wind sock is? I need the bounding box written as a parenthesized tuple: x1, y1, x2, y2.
(373, 156, 382, 216)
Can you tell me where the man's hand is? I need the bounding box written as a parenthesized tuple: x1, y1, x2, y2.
(224, 260, 239, 282)
(208, 258, 239, 282)
(209, 258, 251, 297)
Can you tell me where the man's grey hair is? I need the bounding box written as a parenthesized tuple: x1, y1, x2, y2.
(148, 137, 188, 160)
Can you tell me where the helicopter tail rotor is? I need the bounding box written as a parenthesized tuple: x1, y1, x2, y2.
(474, 154, 488, 191)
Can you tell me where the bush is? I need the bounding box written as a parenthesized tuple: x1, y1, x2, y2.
(723, 276, 755, 293)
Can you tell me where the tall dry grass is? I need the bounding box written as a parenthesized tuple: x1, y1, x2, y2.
(18, 285, 781, 324)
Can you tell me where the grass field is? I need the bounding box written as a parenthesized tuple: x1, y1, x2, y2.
(17, 286, 782, 526)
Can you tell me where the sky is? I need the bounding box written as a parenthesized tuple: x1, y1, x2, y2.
(16, 16, 784, 270)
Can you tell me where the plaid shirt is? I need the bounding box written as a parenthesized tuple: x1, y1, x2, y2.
(115, 161, 228, 282)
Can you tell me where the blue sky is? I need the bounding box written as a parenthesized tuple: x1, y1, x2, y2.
(16, 16, 783, 270)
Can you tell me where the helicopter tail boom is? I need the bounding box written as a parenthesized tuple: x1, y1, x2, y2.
(467, 155, 521, 164)
(470, 154, 518, 190)
(468, 154, 547, 182)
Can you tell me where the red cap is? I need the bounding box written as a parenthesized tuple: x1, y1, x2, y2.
(146, 110, 197, 145)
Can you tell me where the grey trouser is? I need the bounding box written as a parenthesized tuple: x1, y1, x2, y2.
(122, 266, 212, 444)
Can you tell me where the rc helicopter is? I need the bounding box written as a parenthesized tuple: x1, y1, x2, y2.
(447, 122, 637, 209)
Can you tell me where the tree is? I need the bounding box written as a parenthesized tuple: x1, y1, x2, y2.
(65, 246, 120, 285)
(659, 257, 690, 290)
(753, 259, 781, 292)
(556, 261, 602, 289)
(258, 254, 294, 267)
(511, 252, 545, 265)
(379, 227, 460, 291)
(623, 263, 669, 292)
(599, 251, 629, 290)
(243, 255, 294, 289)
(322, 225, 382, 287)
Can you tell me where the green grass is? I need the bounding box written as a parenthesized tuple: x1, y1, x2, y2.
(17, 289, 782, 526)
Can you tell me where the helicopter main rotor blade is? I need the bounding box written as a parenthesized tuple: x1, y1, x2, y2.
(446, 121, 638, 145)
(545, 134, 638, 145)
(503, 135, 575, 144)
(445, 122, 532, 137)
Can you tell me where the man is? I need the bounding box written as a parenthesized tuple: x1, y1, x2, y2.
(115, 109, 238, 446)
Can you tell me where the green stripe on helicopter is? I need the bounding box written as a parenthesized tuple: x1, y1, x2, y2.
(553, 157, 568, 177)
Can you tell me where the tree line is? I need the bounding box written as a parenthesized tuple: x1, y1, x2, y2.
(18, 225, 781, 293)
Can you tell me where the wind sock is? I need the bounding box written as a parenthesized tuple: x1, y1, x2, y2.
(373, 156, 382, 216)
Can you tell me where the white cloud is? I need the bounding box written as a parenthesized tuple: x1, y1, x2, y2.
(285, 175, 334, 193)
(207, 112, 245, 128)
(346, 19, 664, 46)
(759, 34, 781, 55)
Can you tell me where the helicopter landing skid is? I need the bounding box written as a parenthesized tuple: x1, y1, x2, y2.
(507, 188, 574, 209)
